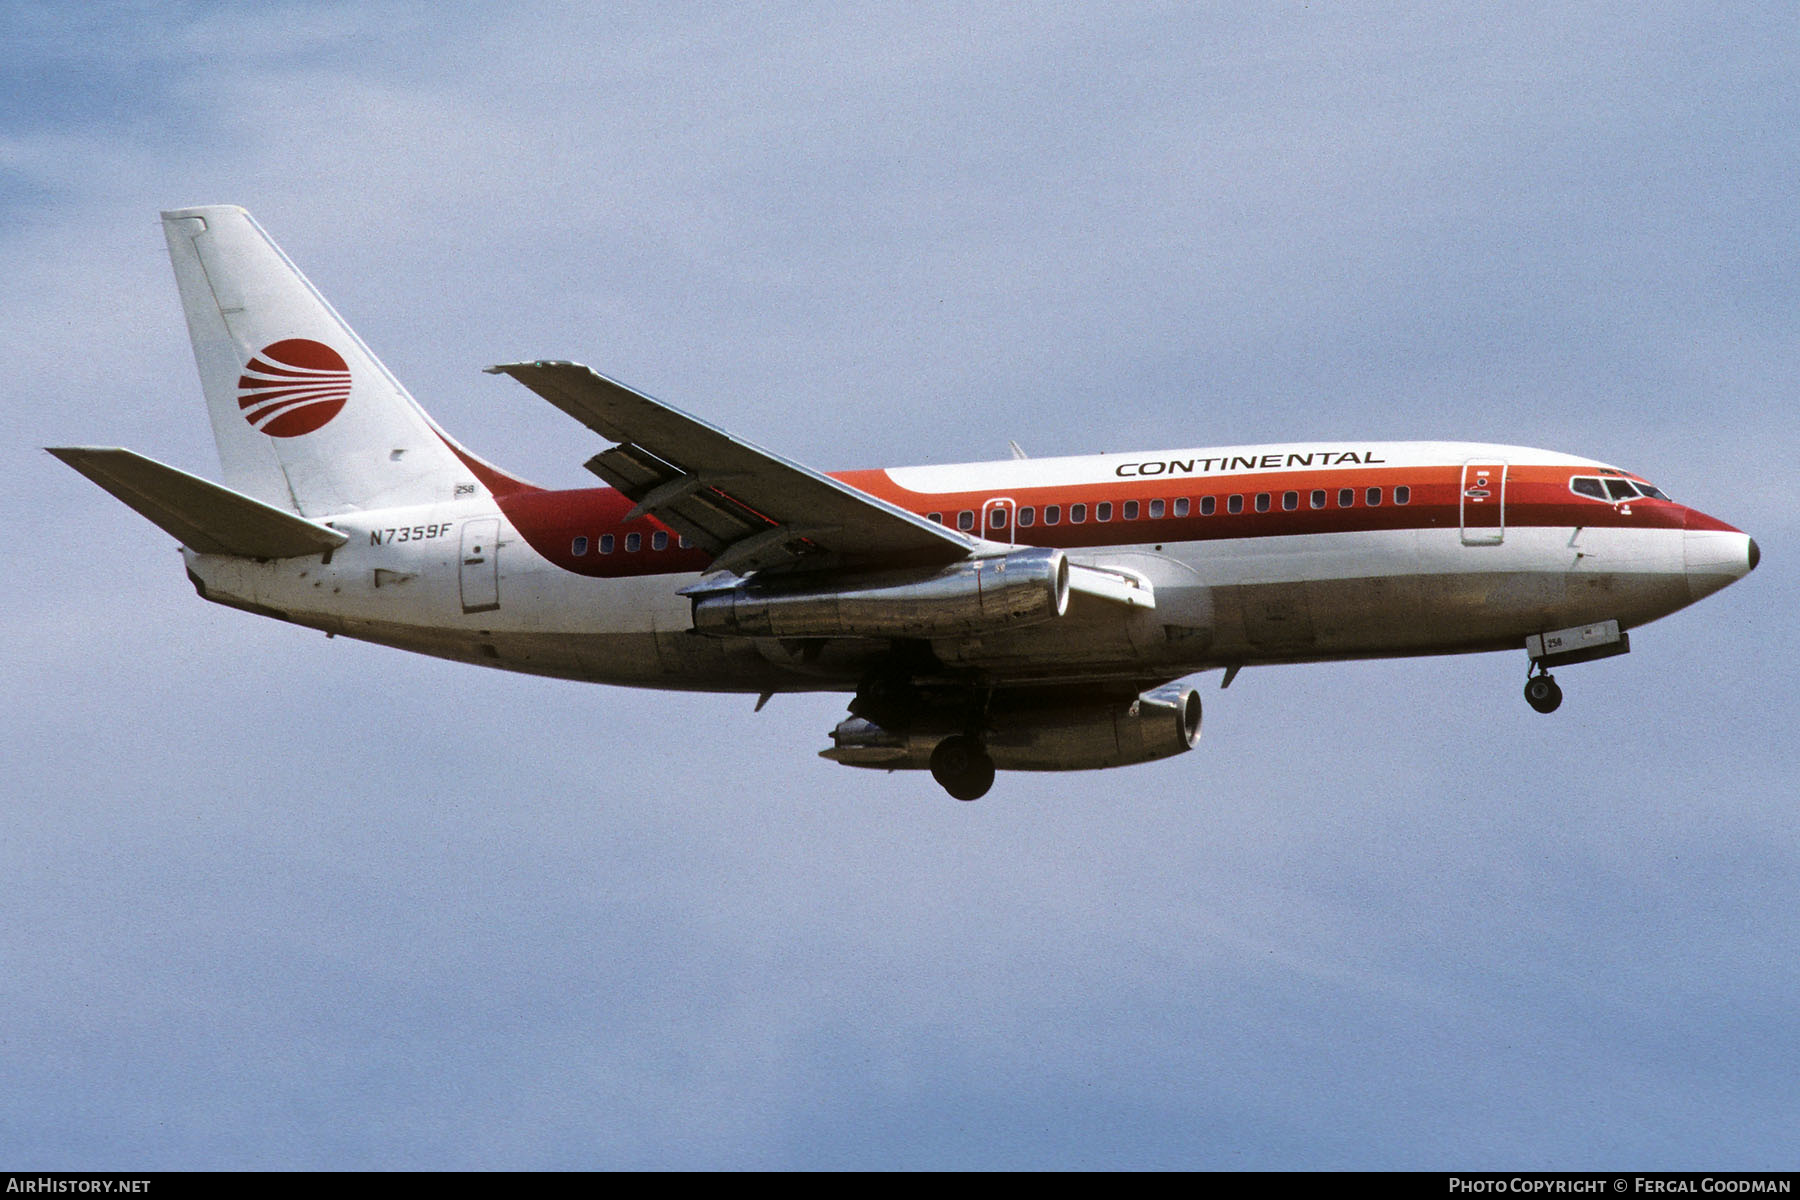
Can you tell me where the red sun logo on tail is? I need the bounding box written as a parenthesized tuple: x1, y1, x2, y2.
(237, 339, 350, 437)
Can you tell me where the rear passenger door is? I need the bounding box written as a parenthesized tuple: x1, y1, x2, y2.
(459, 517, 501, 613)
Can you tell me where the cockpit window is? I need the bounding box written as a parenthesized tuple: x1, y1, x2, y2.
(1571, 475, 1672, 503)
(1571, 478, 1607, 500)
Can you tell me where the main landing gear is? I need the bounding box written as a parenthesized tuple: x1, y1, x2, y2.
(1523, 669, 1563, 714)
(930, 734, 996, 801)
(848, 663, 1000, 800)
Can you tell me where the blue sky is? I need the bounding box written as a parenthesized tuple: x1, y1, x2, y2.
(4, 2, 1796, 1169)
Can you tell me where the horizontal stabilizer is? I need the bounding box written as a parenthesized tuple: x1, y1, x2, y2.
(48, 446, 348, 559)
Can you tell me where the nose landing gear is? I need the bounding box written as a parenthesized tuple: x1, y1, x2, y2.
(1524, 670, 1563, 714)
(1521, 620, 1630, 713)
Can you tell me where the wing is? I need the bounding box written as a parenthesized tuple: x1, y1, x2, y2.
(485, 361, 979, 575)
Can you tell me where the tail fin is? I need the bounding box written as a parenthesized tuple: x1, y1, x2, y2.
(162, 206, 526, 516)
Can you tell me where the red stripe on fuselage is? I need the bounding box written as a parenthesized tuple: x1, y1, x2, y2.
(492, 461, 1701, 580)
(432, 431, 542, 499)
(496, 487, 711, 577)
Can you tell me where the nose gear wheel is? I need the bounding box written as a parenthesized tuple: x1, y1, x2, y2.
(1524, 672, 1563, 714)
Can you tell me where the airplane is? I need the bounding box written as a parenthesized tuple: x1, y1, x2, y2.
(51, 206, 1759, 800)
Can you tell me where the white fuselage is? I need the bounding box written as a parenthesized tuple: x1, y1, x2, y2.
(182, 439, 1752, 694)
(69, 206, 1757, 797)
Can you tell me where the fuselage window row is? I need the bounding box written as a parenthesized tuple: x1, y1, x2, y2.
(577, 482, 1414, 558)
(574, 530, 690, 556)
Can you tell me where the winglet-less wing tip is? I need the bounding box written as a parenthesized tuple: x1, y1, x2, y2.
(486, 360, 578, 375)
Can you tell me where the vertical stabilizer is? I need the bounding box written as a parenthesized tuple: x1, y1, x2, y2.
(162, 205, 503, 516)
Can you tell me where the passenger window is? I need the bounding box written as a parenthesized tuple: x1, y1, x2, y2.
(1604, 479, 1637, 501)
(1282, 491, 1298, 511)
(957, 510, 975, 531)
(1149, 498, 1165, 518)
(1311, 490, 1326, 509)
(652, 531, 668, 550)
(1173, 497, 1189, 517)
(1255, 493, 1271, 513)
(1366, 487, 1382, 506)
(1044, 504, 1061, 525)
(1394, 486, 1410, 505)
(1070, 503, 1087, 524)
(1096, 502, 1113, 522)
(1123, 500, 1139, 520)
(989, 508, 1008, 529)
(1339, 488, 1354, 507)
(1018, 507, 1035, 527)
(1227, 495, 1243, 515)
(928, 512, 943, 524)
(600, 534, 615, 554)
(1199, 496, 1215, 516)
(572, 536, 589, 556)
(625, 532, 641, 552)
(1571, 478, 1607, 500)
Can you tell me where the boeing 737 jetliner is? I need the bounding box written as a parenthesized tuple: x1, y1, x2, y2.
(52, 207, 1759, 799)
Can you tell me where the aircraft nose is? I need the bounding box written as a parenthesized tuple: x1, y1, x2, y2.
(1682, 507, 1757, 603)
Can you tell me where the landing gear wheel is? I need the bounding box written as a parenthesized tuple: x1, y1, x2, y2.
(930, 735, 996, 801)
(1524, 673, 1563, 714)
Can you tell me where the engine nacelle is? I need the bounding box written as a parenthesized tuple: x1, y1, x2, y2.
(690, 547, 1069, 640)
(821, 683, 1202, 772)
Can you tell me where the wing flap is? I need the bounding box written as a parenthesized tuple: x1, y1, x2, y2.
(487, 360, 975, 574)
(49, 446, 348, 559)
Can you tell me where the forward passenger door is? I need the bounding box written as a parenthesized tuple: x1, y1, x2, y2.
(1460, 461, 1508, 546)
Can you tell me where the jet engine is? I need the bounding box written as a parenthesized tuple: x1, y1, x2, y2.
(821, 683, 1202, 773)
(689, 547, 1068, 640)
